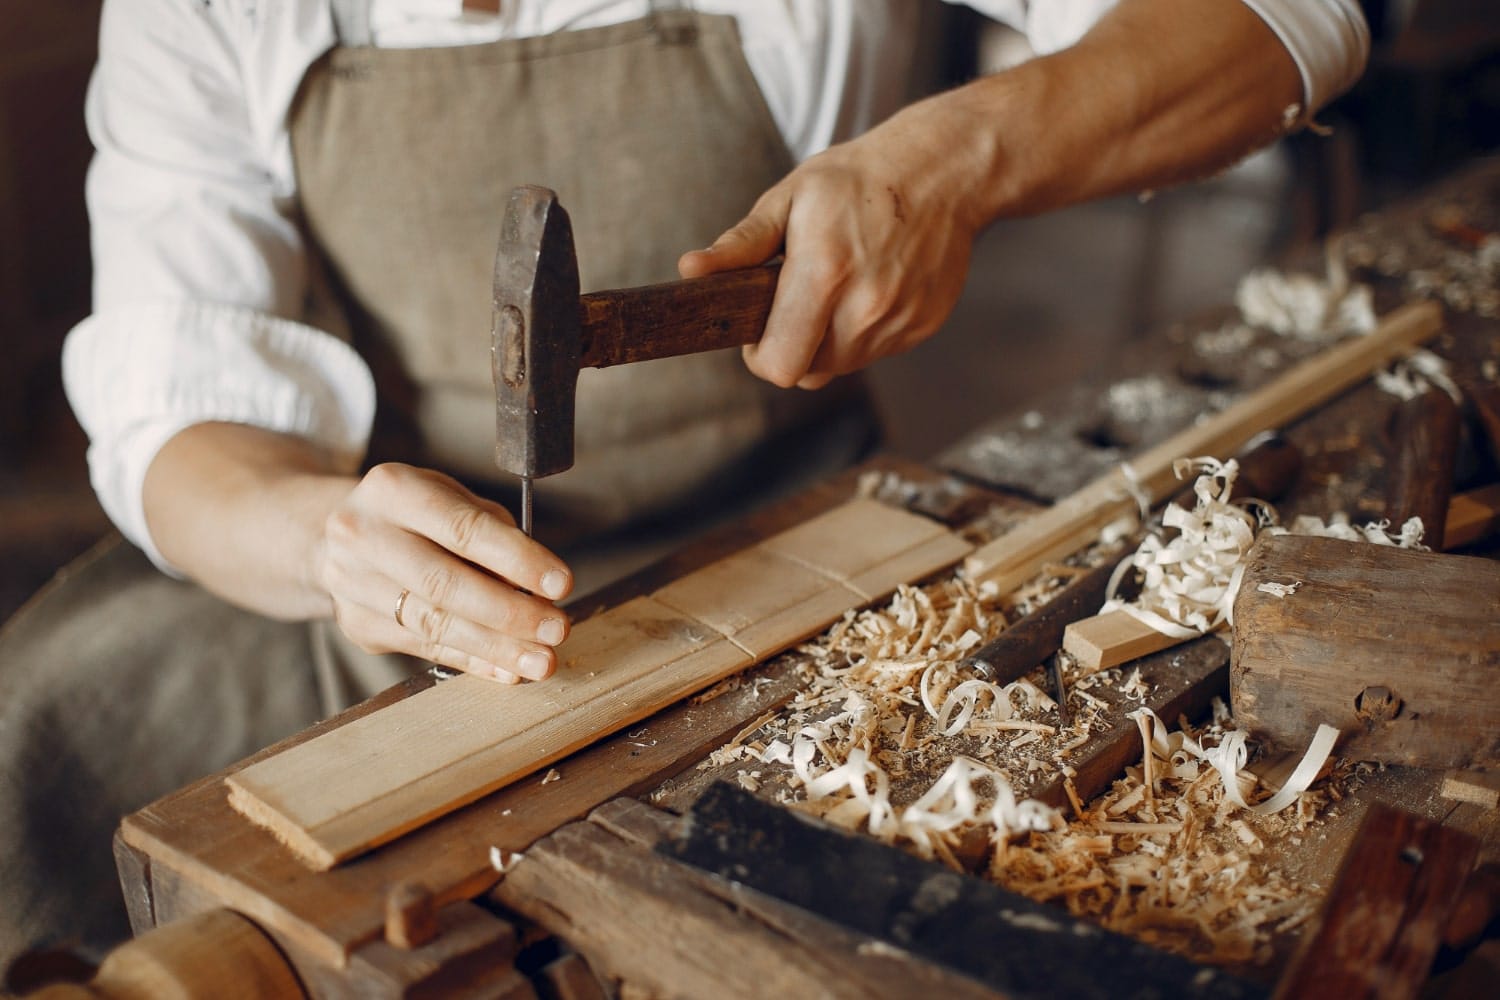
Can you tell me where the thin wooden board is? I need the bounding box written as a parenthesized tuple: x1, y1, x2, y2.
(1061, 608, 1184, 671)
(964, 300, 1443, 594)
(227, 499, 972, 870)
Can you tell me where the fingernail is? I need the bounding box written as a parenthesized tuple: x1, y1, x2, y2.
(492, 667, 522, 685)
(537, 617, 565, 645)
(518, 651, 552, 679)
(541, 570, 570, 600)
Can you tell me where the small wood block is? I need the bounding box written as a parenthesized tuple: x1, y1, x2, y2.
(1445, 483, 1500, 550)
(1061, 609, 1185, 671)
(1231, 533, 1500, 768)
(1274, 802, 1480, 1000)
(227, 499, 970, 869)
(1441, 771, 1500, 811)
(384, 881, 437, 949)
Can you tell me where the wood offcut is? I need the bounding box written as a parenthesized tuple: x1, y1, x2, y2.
(1231, 533, 1500, 768)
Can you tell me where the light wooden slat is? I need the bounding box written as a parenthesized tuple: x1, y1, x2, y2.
(965, 301, 1443, 594)
(1061, 609, 1185, 671)
(652, 548, 854, 659)
(228, 499, 971, 869)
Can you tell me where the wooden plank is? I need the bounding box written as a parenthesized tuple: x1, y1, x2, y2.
(227, 499, 971, 870)
(1274, 803, 1480, 1000)
(1061, 608, 1183, 671)
(122, 657, 811, 971)
(1231, 533, 1500, 767)
(228, 600, 751, 870)
(964, 300, 1443, 594)
(1445, 483, 1500, 549)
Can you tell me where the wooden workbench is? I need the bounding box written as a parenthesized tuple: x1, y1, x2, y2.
(111, 159, 1500, 999)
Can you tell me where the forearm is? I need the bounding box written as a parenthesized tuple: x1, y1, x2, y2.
(143, 422, 352, 621)
(929, 0, 1304, 225)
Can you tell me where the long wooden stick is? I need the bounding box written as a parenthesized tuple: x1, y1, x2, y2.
(965, 301, 1443, 592)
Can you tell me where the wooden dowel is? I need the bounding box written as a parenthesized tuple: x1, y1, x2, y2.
(966, 301, 1442, 593)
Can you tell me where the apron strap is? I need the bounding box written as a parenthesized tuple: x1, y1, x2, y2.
(331, 0, 373, 48)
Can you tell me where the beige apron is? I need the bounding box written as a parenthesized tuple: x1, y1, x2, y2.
(0, 2, 875, 964)
(294, 0, 870, 552)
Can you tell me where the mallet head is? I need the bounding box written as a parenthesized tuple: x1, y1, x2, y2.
(492, 185, 581, 480)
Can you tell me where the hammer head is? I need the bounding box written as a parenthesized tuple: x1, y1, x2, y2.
(492, 186, 581, 480)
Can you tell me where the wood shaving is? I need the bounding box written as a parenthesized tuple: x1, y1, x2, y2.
(705, 549, 1354, 968)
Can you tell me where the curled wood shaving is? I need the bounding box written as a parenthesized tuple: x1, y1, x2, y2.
(1234, 265, 1374, 341)
(710, 553, 1353, 967)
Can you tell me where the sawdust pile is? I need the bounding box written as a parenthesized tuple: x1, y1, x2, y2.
(698, 564, 1354, 967)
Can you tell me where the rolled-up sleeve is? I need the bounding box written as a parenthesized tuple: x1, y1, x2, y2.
(65, 0, 374, 572)
(961, 0, 1369, 116)
(1239, 0, 1369, 117)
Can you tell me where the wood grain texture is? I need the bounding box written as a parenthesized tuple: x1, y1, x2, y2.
(579, 262, 779, 369)
(227, 500, 970, 870)
(1274, 803, 1479, 1000)
(965, 301, 1443, 593)
(1231, 533, 1500, 768)
(1062, 609, 1184, 671)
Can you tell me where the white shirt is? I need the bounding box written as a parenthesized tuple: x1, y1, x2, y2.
(63, 0, 1369, 570)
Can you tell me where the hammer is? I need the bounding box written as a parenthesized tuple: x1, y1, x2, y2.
(492, 185, 780, 534)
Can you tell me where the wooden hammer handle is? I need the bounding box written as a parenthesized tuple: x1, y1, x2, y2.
(578, 261, 781, 369)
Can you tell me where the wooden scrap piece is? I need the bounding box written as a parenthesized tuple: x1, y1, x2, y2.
(1385, 386, 1462, 549)
(227, 499, 971, 870)
(1275, 802, 1480, 1000)
(1231, 533, 1500, 768)
(1061, 609, 1180, 671)
(1445, 483, 1500, 549)
(1441, 771, 1500, 811)
(965, 300, 1442, 594)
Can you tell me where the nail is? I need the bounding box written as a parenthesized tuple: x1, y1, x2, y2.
(537, 617, 565, 645)
(492, 667, 522, 685)
(541, 570, 570, 600)
(518, 651, 552, 679)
